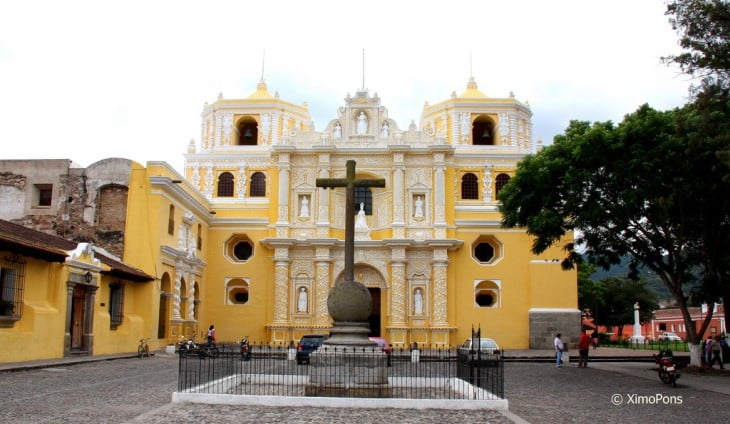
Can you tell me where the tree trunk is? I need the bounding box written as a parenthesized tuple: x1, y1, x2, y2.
(688, 343, 703, 367)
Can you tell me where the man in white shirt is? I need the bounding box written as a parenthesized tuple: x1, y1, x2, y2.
(554, 333, 564, 368)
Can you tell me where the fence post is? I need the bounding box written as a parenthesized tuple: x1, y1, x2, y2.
(287, 340, 296, 361)
(411, 342, 420, 363)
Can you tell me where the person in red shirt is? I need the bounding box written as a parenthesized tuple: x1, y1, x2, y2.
(578, 331, 592, 367)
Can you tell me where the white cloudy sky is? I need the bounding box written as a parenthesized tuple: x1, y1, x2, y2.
(1, 0, 690, 173)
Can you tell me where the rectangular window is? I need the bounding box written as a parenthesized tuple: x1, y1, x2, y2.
(109, 282, 124, 329)
(34, 184, 53, 207)
(0, 255, 25, 320)
(354, 187, 373, 215)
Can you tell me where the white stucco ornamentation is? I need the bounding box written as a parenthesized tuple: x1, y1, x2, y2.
(67, 243, 101, 267)
(315, 261, 330, 324)
(237, 166, 247, 200)
(432, 262, 448, 325)
(172, 274, 182, 319)
(274, 262, 289, 322)
(391, 262, 406, 324)
(222, 114, 233, 145)
(204, 167, 214, 199)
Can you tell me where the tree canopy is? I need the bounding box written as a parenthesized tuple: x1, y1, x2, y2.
(498, 103, 730, 351)
(664, 0, 730, 90)
(585, 277, 659, 339)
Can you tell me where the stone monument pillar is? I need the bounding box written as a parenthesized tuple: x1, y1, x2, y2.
(630, 302, 645, 343)
(308, 160, 390, 397)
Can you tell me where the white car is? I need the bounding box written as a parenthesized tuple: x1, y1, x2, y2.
(658, 332, 682, 341)
(459, 337, 500, 353)
(457, 337, 502, 366)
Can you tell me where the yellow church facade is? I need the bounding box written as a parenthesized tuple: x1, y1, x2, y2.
(180, 77, 578, 349)
(0, 76, 577, 363)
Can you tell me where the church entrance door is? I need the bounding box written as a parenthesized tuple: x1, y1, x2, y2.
(367, 287, 381, 336)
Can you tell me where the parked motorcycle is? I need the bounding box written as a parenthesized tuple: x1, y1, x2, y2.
(197, 339, 220, 359)
(654, 349, 680, 387)
(240, 337, 251, 361)
(176, 337, 197, 358)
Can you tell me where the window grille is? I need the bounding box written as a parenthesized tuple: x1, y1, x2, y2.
(0, 255, 25, 318)
(250, 172, 266, 197)
(217, 172, 234, 197)
(495, 173, 511, 196)
(109, 282, 124, 328)
(461, 173, 478, 200)
(354, 187, 373, 215)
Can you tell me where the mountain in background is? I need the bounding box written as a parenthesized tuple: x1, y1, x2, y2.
(589, 256, 673, 301)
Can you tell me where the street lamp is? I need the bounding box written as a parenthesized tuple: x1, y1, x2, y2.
(84, 271, 92, 283)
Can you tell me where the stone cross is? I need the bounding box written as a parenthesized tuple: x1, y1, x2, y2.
(316, 160, 385, 343)
(316, 160, 385, 287)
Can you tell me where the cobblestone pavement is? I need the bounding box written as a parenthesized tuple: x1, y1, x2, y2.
(0, 351, 727, 423)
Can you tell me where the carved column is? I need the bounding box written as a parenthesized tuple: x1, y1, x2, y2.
(392, 155, 405, 225)
(316, 154, 331, 238)
(172, 274, 182, 319)
(277, 155, 290, 225)
(314, 257, 331, 325)
(186, 279, 196, 321)
(237, 165, 247, 201)
(432, 249, 449, 325)
(434, 161, 446, 230)
(204, 166, 214, 199)
(390, 246, 407, 325)
(273, 258, 290, 323)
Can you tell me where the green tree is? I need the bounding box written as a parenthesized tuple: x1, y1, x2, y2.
(596, 277, 658, 340)
(499, 104, 729, 365)
(664, 0, 730, 90)
(578, 261, 603, 323)
(665, 0, 730, 333)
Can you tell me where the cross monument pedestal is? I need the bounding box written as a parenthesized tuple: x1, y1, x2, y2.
(307, 160, 390, 397)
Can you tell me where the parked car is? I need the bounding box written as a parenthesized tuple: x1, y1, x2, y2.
(457, 337, 501, 366)
(295, 335, 327, 365)
(658, 332, 682, 341)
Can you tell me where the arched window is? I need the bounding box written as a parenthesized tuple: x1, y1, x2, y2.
(250, 172, 266, 197)
(236, 117, 258, 146)
(354, 187, 373, 215)
(217, 172, 234, 197)
(461, 173, 478, 200)
(495, 173, 511, 197)
(472, 116, 495, 145)
(167, 205, 175, 235)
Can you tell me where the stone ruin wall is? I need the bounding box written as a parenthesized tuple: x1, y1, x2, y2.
(0, 169, 127, 259)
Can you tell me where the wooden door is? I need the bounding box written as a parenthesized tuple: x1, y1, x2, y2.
(71, 285, 85, 349)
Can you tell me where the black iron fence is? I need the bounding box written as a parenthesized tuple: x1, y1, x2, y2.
(599, 339, 690, 352)
(177, 341, 504, 400)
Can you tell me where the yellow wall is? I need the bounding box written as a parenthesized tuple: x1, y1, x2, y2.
(201, 228, 274, 343)
(0, 257, 67, 362)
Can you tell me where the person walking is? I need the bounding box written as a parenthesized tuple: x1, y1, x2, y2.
(206, 325, 216, 345)
(554, 333, 565, 368)
(578, 331, 592, 368)
(708, 335, 725, 369)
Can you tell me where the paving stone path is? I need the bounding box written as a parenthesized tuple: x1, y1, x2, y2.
(0, 351, 727, 423)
